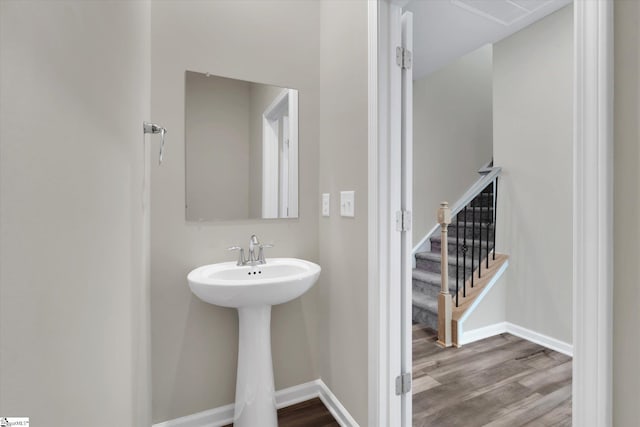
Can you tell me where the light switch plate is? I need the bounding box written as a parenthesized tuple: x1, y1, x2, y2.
(322, 193, 330, 217)
(340, 191, 355, 217)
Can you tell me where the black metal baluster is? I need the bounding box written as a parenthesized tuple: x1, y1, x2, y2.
(493, 178, 499, 260)
(456, 212, 460, 307)
(462, 207, 467, 298)
(477, 192, 482, 279)
(471, 200, 475, 288)
(486, 185, 490, 269)
(456, 211, 460, 307)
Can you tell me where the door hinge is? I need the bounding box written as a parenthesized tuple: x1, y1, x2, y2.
(395, 372, 412, 395)
(396, 210, 412, 232)
(396, 47, 412, 70)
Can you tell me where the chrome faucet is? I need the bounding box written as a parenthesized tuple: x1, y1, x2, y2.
(228, 234, 274, 266)
(248, 234, 260, 263)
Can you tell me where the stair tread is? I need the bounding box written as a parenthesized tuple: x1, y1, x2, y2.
(413, 268, 457, 294)
(464, 206, 494, 211)
(430, 235, 493, 245)
(412, 289, 438, 313)
(412, 268, 441, 284)
(451, 221, 494, 228)
(415, 251, 477, 266)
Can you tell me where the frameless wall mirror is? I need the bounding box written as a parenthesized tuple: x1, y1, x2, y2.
(185, 71, 299, 221)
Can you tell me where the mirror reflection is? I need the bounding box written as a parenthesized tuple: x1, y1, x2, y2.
(185, 71, 299, 221)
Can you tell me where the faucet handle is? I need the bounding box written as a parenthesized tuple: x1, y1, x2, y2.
(227, 246, 245, 266)
(257, 243, 274, 263)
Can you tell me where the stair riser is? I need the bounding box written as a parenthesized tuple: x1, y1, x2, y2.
(413, 278, 456, 298)
(413, 279, 442, 300)
(413, 305, 438, 331)
(431, 239, 493, 258)
(457, 208, 494, 223)
(416, 257, 474, 278)
(448, 224, 494, 239)
(470, 193, 494, 207)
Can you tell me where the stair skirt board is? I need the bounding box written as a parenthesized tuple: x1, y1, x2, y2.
(454, 258, 509, 340)
(152, 379, 359, 427)
(460, 322, 573, 357)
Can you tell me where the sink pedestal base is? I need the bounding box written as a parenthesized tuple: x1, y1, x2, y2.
(234, 305, 277, 427)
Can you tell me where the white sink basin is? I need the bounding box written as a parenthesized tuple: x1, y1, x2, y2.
(187, 257, 321, 427)
(187, 258, 321, 308)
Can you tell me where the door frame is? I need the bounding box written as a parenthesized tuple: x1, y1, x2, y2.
(262, 88, 299, 218)
(367, 1, 614, 426)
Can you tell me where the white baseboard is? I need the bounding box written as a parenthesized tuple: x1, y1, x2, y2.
(505, 322, 573, 357)
(460, 321, 573, 357)
(459, 322, 508, 345)
(316, 380, 359, 427)
(152, 379, 358, 427)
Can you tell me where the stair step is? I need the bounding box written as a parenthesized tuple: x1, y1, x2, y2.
(413, 289, 438, 313)
(413, 288, 439, 329)
(412, 268, 441, 284)
(456, 206, 494, 223)
(413, 303, 438, 330)
(448, 221, 494, 239)
(416, 251, 475, 277)
(430, 235, 494, 258)
(413, 269, 456, 298)
(470, 192, 494, 207)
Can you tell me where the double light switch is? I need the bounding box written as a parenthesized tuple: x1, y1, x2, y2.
(321, 191, 355, 217)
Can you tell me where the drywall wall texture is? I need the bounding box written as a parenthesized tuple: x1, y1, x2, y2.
(150, 1, 321, 423)
(0, 1, 151, 425)
(185, 73, 251, 220)
(412, 45, 493, 244)
(493, 5, 573, 344)
(613, 1, 640, 424)
(462, 277, 507, 330)
(317, 1, 369, 425)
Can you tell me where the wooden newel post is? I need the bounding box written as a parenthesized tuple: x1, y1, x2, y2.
(437, 202, 452, 348)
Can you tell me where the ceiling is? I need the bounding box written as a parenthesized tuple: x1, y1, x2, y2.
(406, 0, 573, 80)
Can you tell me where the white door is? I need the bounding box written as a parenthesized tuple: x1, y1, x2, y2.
(389, 4, 414, 425)
(400, 10, 413, 427)
(377, 3, 413, 425)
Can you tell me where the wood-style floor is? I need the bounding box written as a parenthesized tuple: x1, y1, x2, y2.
(225, 325, 571, 426)
(413, 323, 572, 426)
(222, 397, 338, 427)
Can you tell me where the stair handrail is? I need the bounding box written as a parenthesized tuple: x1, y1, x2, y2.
(412, 162, 502, 260)
(450, 166, 501, 218)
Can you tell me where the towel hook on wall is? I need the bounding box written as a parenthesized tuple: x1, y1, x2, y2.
(143, 121, 167, 164)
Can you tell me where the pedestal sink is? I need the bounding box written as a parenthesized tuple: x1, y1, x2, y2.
(187, 258, 321, 427)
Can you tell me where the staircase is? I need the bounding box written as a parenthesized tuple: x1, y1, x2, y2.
(412, 186, 495, 330)
(412, 162, 509, 346)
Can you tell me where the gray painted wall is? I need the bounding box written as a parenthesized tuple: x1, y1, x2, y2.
(150, 1, 321, 423)
(317, 1, 369, 424)
(493, 4, 574, 344)
(613, 1, 640, 424)
(413, 45, 494, 244)
(465, 6, 574, 342)
(0, 1, 151, 425)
